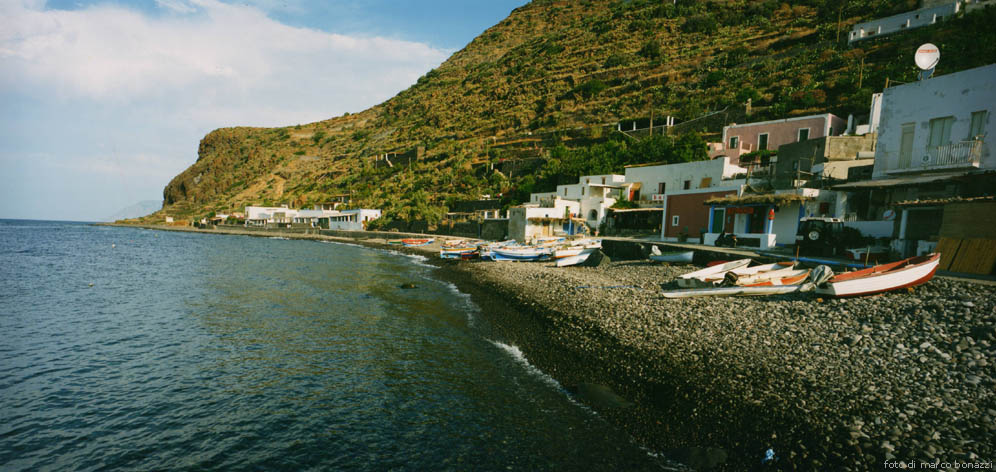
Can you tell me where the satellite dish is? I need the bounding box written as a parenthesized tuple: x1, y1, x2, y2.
(915, 43, 940, 70)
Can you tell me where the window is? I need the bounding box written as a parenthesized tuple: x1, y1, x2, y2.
(729, 136, 739, 149)
(658, 182, 666, 194)
(927, 116, 955, 148)
(581, 187, 585, 196)
(601, 177, 605, 184)
(797, 128, 809, 141)
(969, 110, 988, 139)
(758, 133, 769, 151)
(672, 215, 680, 226)
(683, 180, 690, 190)
(563, 188, 567, 196)
(589, 210, 598, 220)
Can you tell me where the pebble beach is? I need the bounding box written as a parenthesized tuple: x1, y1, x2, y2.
(123, 226, 996, 470)
(437, 256, 996, 470)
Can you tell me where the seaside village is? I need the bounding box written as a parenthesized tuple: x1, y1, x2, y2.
(183, 4, 996, 284)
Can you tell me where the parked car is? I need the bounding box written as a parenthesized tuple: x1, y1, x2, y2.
(795, 217, 846, 256)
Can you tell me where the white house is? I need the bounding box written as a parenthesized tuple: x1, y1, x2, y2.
(529, 174, 627, 230)
(833, 63, 996, 257)
(871, 63, 995, 179)
(245, 205, 296, 226)
(325, 209, 381, 231)
(849, 2, 961, 43)
(623, 157, 747, 242)
(508, 198, 584, 243)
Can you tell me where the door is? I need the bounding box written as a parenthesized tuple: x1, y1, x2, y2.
(898, 122, 915, 170)
(710, 208, 726, 233)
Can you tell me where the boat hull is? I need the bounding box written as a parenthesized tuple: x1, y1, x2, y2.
(814, 253, 940, 297)
(676, 259, 752, 288)
(649, 251, 694, 263)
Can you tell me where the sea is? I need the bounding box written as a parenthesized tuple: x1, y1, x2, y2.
(0, 220, 679, 471)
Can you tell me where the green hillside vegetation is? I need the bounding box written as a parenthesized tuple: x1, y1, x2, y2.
(146, 0, 996, 226)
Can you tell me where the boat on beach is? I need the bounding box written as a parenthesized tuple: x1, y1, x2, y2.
(440, 245, 478, 259)
(648, 249, 694, 264)
(553, 239, 602, 259)
(814, 253, 940, 297)
(490, 246, 554, 261)
(402, 238, 434, 247)
(676, 259, 752, 288)
(663, 266, 834, 298)
(555, 247, 599, 267)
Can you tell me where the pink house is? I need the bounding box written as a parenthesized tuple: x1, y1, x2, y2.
(708, 113, 847, 165)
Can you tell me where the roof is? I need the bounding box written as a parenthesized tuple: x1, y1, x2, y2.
(832, 171, 972, 189)
(704, 193, 813, 206)
(608, 207, 664, 213)
(587, 183, 625, 188)
(892, 195, 996, 207)
(527, 216, 586, 223)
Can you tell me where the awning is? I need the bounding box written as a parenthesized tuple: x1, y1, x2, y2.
(628, 182, 642, 190)
(588, 183, 625, 188)
(704, 193, 812, 206)
(892, 195, 996, 207)
(608, 207, 663, 213)
(832, 171, 971, 189)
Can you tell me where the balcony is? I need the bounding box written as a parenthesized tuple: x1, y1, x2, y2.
(887, 140, 984, 174)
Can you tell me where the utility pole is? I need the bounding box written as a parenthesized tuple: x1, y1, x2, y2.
(836, 5, 844, 44)
(858, 56, 865, 89)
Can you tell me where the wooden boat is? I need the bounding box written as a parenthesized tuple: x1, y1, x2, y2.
(703, 261, 796, 285)
(490, 246, 553, 261)
(556, 247, 598, 267)
(814, 253, 940, 297)
(401, 238, 434, 247)
(479, 240, 518, 261)
(387, 239, 404, 245)
(738, 268, 811, 286)
(663, 266, 835, 298)
(554, 239, 602, 259)
(440, 246, 478, 259)
(649, 250, 694, 264)
(675, 259, 752, 288)
(442, 239, 467, 248)
(663, 284, 809, 298)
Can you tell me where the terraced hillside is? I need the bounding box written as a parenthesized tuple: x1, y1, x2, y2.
(147, 0, 996, 226)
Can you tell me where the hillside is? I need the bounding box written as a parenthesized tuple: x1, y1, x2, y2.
(147, 0, 996, 226)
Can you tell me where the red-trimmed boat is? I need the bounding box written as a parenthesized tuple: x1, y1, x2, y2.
(401, 238, 434, 247)
(814, 253, 941, 298)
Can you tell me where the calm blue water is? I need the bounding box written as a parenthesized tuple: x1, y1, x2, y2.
(0, 220, 675, 471)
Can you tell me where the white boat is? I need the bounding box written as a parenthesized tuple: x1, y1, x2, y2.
(439, 245, 478, 259)
(699, 261, 797, 286)
(649, 250, 694, 264)
(814, 253, 940, 297)
(663, 266, 834, 298)
(554, 239, 602, 259)
(490, 246, 553, 261)
(479, 240, 518, 261)
(556, 248, 598, 267)
(675, 259, 752, 288)
(663, 284, 809, 298)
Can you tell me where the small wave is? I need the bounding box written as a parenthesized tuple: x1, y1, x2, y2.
(488, 340, 564, 391)
(267, 236, 289, 240)
(442, 281, 479, 324)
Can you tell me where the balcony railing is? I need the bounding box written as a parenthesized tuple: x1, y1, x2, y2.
(888, 140, 984, 173)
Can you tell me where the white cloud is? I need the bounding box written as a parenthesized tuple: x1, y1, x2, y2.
(0, 0, 450, 220)
(0, 0, 447, 118)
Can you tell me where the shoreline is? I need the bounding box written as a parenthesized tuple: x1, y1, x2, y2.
(110, 224, 996, 470)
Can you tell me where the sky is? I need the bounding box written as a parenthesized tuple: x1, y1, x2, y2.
(0, 0, 529, 221)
